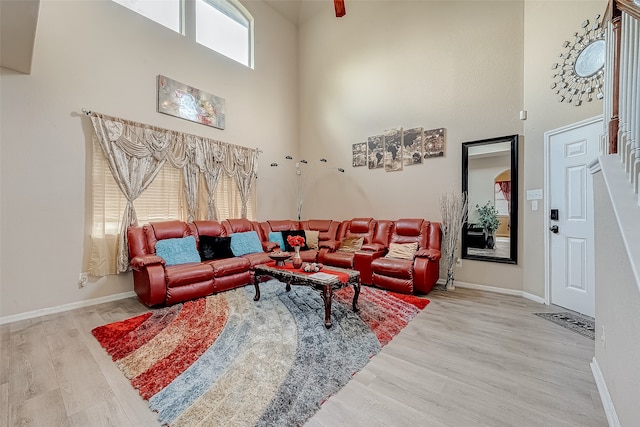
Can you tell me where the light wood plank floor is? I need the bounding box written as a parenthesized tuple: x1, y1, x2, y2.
(1, 288, 606, 426)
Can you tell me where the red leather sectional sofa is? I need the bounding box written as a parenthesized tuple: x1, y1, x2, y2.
(127, 217, 441, 307)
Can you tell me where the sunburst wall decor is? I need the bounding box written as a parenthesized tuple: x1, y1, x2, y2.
(551, 15, 606, 106)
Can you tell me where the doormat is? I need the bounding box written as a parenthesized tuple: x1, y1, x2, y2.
(534, 312, 595, 340)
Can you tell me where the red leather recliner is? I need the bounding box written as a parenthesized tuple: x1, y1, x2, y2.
(128, 220, 215, 306)
(319, 218, 392, 284)
(370, 218, 441, 294)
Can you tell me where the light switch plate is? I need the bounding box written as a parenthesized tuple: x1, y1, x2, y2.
(526, 189, 543, 200)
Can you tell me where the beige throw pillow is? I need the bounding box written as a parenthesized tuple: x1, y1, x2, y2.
(338, 237, 364, 253)
(385, 242, 419, 260)
(304, 230, 320, 249)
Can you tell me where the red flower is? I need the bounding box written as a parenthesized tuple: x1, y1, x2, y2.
(287, 235, 305, 247)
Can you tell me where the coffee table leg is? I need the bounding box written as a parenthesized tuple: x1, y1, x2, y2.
(322, 284, 333, 328)
(253, 275, 261, 301)
(352, 280, 360, 313)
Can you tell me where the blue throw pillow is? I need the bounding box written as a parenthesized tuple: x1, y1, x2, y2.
(230, 231, 263, 256)
(155, 236, 200, 266)
(268, 231, 286, 251)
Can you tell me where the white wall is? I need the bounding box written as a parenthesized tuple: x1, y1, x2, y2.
(593, 172, 640, 425)
(0, 0, 298, 318)
(298, 0, 525, 290)
(522, 0, 605, 298)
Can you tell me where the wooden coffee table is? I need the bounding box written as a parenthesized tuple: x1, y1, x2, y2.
(253, 263, 360, 328)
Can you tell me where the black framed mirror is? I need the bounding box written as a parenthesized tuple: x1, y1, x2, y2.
(461, 135, 518, 264)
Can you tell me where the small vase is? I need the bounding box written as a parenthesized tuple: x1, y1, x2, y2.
(292, 246, 303, 268)
(486, 234, 495, 249)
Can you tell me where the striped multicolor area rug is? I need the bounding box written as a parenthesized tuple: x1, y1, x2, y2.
(92, 283, 429, 426)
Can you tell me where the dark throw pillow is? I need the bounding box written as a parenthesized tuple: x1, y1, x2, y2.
(199, 236, 234, 261)
(281, 229, 309, 252)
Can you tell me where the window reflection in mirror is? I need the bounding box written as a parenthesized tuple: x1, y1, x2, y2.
(462, 135, 518, 264)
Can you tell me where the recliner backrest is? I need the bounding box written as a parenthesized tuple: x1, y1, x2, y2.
(300, 219, 340, 242)
(144, 220, 191, 254)
(337, 218, 376, 243)
(389, 218, 428, 248)
(223, 218, 259, 235)
(191, 220, 226, 237)
(267, 220, 297, 232)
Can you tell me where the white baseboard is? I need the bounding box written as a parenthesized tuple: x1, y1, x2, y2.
(448, 281, 547, 304)
(522, 291, 546, 304)
(454, 280, 523, 297)
(0, 291, 137, 325)
(591, 357, 621, 427)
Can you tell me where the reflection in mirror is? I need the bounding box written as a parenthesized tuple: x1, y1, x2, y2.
(462, 135, 518, 264)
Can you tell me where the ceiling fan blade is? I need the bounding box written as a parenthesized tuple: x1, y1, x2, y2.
(334, 0, 346, 17)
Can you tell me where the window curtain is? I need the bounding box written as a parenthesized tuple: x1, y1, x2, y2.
(498, 181, 511, 203)
(88, 112, 260, 275)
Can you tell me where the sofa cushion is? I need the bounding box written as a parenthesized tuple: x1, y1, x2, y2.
(205, 256, 251, 277)
(199, 236, 234, 261)
(268, 231, 286, 251)
(230, 231, 263, 256)
(155, 236, 200, 266)
(304, 230, 320, 249)
(385, 242, 419, 260)
(338, 236, 364, 253)
(165, 263, 214, 288)
(282, 230, 309, 251)
(371, 257, 414, 279)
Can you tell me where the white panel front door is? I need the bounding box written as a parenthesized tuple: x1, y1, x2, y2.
(548, 118, 601, 318)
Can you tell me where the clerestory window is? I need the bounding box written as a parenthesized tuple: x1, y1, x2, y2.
(112, 0, 253, 68)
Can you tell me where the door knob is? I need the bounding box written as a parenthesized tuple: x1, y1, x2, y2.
(549, 225, 559, 233)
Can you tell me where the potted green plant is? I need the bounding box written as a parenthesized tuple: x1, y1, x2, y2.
(475, 201, 500, 249)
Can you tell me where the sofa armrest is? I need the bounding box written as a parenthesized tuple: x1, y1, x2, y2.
(320, 240, 339, 251)
(262, 241, 280, 252)
(354, 249, 386, 285)
(361, 242, 386, 252)
(416, 248, 441, 262)
(130, 255, 166, 270)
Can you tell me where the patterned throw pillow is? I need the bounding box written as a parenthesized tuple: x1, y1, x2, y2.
(304, 230, 320, 250)
(338, 237, 364, 253)
(385, 242, 419, 260)
(155, 236, 201, 266)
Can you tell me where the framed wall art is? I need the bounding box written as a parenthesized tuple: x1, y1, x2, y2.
(384, 128, 403, 172)
(423, 128, 445, 158)
(157, 75, 226, 129)
(352, 142, 367, 167)
(367, 135, 384, 169)
(403, 127, 423, 166)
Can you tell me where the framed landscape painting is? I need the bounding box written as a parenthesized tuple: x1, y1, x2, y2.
(157, 75, 226, 129)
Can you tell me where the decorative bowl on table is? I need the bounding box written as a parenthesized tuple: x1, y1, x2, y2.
(268, 252, 291, 266)
(301, 262, 324, 273)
